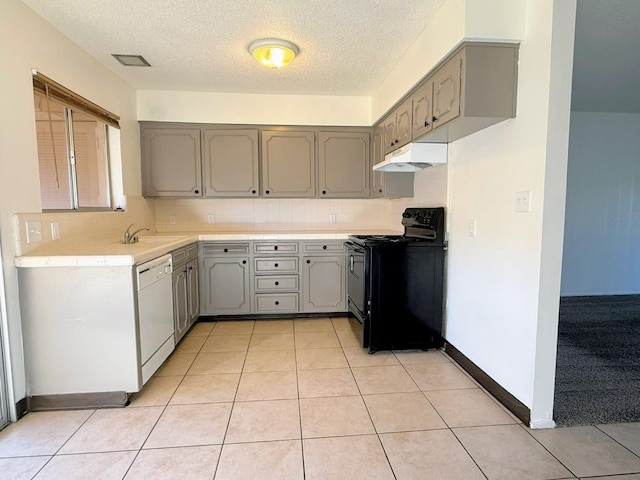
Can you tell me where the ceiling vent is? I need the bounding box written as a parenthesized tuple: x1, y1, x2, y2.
(111, 54, 151, 67)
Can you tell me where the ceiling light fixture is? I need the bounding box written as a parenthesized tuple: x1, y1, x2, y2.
(248, 39, 299, 69)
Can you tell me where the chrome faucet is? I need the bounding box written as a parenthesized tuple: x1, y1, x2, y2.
(123, 223, 150, 244)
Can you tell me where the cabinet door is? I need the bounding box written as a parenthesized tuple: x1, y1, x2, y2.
(372, 126, 384, 198)
(186, 259, 199, 324)
(261, 131, 315, 197)
(201, 257, 250, 315)
(202, 129, 259, 197)
(142, 127, 202, 197)
(382, 113, 397, 155)
(432, 54, 462, 129)
(318, 132, 370, 198)
(172, 268, 189, 343)
(395, 99, 413, 149)
(412, 80, 434, 139)
(302, 256, 347, 312)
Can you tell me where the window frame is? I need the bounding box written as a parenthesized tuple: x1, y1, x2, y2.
(32, 71, 120, 212)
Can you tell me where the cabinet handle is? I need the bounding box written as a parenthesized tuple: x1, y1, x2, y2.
(432, 116, 438, 122)
(275, 281, 279, 286)
(265, 190, 270, 195)
(275, 301, 279, 306)
(322, 190, 327, 195)
(306, 259, 311, 264)
(424, 120, 429, 127)
(224, 248, 228, 253)
(274, 246, 278, 250)
(188, 266, 193, 271)
(379, 189, 383, 193)
(322, 245, 327, 250)
(242, 260, 247, 264)
(252, 189, 256, 194)
(274, 263, 279, 268)
(194, 189, 199, 194)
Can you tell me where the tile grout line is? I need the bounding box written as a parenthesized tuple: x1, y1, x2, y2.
(293, 318, 307, 480)
(517, 423, 581, 478)
(594, 424, 640, 461)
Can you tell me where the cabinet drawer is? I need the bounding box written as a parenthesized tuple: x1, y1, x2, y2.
(254, 293, 299, 313)
(254, 275, 299, 292)
(186, 243, 198, 259)
(202, 243, 250, 256)
(254, 242, 299, 254)
(171, 247, 187, 265)
(301, 241, 346, 254)
(254, 257, 299, 273)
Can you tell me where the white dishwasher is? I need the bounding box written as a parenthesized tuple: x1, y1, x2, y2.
(137, 254, 175, 384)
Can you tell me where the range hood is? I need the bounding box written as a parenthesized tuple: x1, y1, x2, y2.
(373, 143, 447, 173)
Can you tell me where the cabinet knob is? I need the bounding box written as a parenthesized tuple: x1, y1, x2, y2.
(252, 189, 256, 194)
(274, 263, 279, 268)
(432, 116, 438, 122)
(188, 266, 193, 270)
(322, 245, 327, 250)
(265, 190, 270, 195)
(275, 281, 279, 286)
(424, 121, 429, 127)
(194, 189, 199, 194)
(274, 246, 278, 250)
(224, 248, 228, 252)
(242, 260, 247, 264)
(306, 259, 311, 264)
(322, 190, 327, 195)
(275, 301, 279, 306)
(379, 189, 383, 193)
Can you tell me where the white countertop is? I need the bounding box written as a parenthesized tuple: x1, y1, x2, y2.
(14, 230, 401, 268)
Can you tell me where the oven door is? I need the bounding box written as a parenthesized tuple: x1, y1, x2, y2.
(345, 242, 367, 324)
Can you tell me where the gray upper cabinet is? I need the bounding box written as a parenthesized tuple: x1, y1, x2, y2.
(382, 98, 413, 155)
(416, 43, 519, 143)
(142, 126, 202, 197)
(373, 126, 414, 198)
(432, 55, 462, 130)
(202, 129, 259, 197)
(318, 131, 370, 198)
(262, 130, 316, 198)
(411, 80, 434, 138)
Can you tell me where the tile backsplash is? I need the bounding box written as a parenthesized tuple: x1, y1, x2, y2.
(154, 198, 408, 233)
(14, 196, 156, 255)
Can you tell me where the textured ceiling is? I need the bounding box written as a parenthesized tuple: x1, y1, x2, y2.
(572, 0, 640, 113)
(21, 0, 446, 96)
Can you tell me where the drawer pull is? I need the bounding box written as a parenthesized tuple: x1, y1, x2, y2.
(224, 248, 228, 252)
(275, 301, 279, 306)
(242, 260, 247, 264)
(322, 245, 327, 250)
(306, 260, 311, 264)
(274, 263, 279, 268)
(275, 281, 279, 286)
(274, 246, 278, 250)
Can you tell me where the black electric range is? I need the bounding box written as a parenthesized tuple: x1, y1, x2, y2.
(345, 207, 445, 353)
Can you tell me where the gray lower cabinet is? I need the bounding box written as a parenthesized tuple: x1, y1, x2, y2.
(302, 255, 346, 312)
(261, 130, 316, 198)
(202, 128, 259, 197)
(200, 243, 251, 315)
(172, 243, 199, 343)
(317, 131, 370, 198)
(141, 126, 202, 197)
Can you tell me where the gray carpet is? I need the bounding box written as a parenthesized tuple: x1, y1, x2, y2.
(554, 295, 640, 427)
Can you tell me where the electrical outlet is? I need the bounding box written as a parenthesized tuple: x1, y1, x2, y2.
(168, 215, 176, 225)
(515, 191, 531, 212)
(329, 214, 337, 224)
(26, 221, 43, 243)
(207, 214, 215, 224)
(468, 219, 477, 238)
(50, 222, 60, 240)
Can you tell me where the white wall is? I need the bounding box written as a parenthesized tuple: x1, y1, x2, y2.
(561, 112, 640, 296)
(442, 0, 575, 427)
(0, 0, 147, 418)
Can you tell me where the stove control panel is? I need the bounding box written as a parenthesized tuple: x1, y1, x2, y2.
(401, 207, 445, 243)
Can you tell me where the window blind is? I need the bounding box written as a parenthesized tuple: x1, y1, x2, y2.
(32, 71, 120, 129)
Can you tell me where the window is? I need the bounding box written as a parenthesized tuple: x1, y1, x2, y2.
(32, 73, 120, 211)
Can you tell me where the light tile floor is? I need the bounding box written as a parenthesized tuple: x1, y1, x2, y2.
(1, 317, 640, 479)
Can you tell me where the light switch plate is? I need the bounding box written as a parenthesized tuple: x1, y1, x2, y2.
(468, 219, 477, 238)
(50, 222, 60, 240)
(515, 191, 531, 212)
(207, 214, 215, 224)
(26, 221, 43, 243)
(329, 214, 337, 224)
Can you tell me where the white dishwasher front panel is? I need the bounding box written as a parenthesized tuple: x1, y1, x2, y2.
(136, 254, 174, 381)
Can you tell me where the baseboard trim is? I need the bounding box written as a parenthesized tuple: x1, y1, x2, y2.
(198, 312, 348, 321)
(445, 342, 531, 425)
(29, 391, 128, 411)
